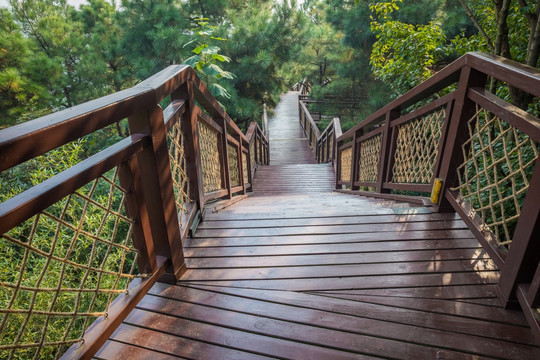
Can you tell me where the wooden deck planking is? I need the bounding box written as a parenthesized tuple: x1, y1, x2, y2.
(268, 92, 317, 165)
(99, 91, 540, 359)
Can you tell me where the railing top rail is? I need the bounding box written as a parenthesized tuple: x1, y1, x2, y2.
(338, 52, 540, 141)
(299, 100, 321, 139)
(0, 65, 249, 172)
(245, 121, 268, 144)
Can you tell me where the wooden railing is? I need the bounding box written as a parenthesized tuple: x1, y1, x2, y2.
(326, 52, 540, 342)
(0, 65, 269, 359)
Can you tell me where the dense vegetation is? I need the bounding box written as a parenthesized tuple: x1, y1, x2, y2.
(1, 1, 539, 358)
(2, 0, 538, 131)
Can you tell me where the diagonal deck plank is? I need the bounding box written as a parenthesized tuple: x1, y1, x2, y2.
(100, 91, 540, 359)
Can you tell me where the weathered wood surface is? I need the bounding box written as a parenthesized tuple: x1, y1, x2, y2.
(99, 90, 540, 359)
(269, 91, 317, 165)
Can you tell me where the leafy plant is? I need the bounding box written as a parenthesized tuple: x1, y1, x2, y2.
(183, 17, 235, 100)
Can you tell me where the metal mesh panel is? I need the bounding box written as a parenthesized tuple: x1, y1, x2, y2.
(198, 120, 222, 193)
(228, 144, 240, 188)
(391, 108, 446, 184)
(167, 121, 191, 223)
(358, 134, 382, 183)
(0, 168, 144, 359)
(340, 147, 352, 182)
(242, 153, 249, 185)
(452, 104, 539, 246)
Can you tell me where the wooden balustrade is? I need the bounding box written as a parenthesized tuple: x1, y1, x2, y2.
(318, 52, 540, 342)
(0, 65, 269, 359)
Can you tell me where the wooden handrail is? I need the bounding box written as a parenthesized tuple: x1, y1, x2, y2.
(0, 65, 270, 359)
(296, 52, 540, 342)
(303, 51, 540, 341)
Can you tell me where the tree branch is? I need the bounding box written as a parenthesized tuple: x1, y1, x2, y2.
(457, 0, 495, 53)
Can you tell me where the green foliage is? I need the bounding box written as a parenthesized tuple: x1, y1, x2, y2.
(0, 8, 49, 127)
(0, 140, 138, 359)
(220, 0, 306, 128)
(183, 17, 235, 100)
(370, 0, 446, 96)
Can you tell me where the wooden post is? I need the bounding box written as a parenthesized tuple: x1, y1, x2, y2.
(127, 105, 186, 282)
(497, 158, 540, 306)
(246, 141, 254, 192)
(219, 118, 232, 199)
(436, 67, 488, 212)
(117, 158, 157, 275)
(336, 140, 343, 189)
(327, 129, 331, 162)
(376, 109, 400, 193)
(172, 83, 205, 214)
(350, 130, 361, 190)
(237, 137, 247, 195)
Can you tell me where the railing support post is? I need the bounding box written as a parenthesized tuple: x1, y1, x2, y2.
(238, 137, 247, 195)
(350, 130, 361, 190)
(117, 158, 157, 275)
(497, 157, 540, 306)
(219, 118, 233, 199)
(377, 109, 400, 193)
(127, 105, 186, 282)
(172, 83, 205, 215)
(336, 140, 343, 189)
(435, 67, 488, 212)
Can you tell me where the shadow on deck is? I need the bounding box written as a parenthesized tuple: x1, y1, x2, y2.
(97, 92, 540, 359)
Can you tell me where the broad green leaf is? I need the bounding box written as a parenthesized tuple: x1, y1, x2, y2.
(182, 39, 197, 48)
(192, 44, 208, 54)
(212, 54, 231, 62)
(208, 83, 231, 99)
(183, 55, 201, 67)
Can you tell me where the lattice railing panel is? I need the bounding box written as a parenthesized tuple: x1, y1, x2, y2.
(452, 104, 539, 247)
(228, 143, 240, 188)
(358, 134, 382, 183)
(242, 153, 248, 185)
(340, 147, 352, 182)
(256, 139, 261, 164)
(198, 120, 222, 193)
(0, 168, 144, 359)
(250, 141, 255, 173)
(391, 108, 446, 184)
(329, 133, 334, 161)
(167, 121, 191, 223)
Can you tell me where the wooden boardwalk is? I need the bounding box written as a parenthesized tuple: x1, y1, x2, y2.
(97, 92, 540, 359)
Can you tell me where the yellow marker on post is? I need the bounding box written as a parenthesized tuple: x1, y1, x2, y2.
(431, 178, 443, 204)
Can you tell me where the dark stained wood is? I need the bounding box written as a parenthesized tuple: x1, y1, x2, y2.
(94, 340, 182, 360)
(127, 106, 185, 281)
(162, 98, 186, 132)
(0, 135, 147, 235)
(118, 157, 157, 274)
(377, 109, 399, 192)
(197, 212, 462, 229)
(468, 87, 540, 143)
(445, 190, 507, 268)
(498, 157, 540, 305)
(61, 257, 168, 360)
(172, 83, 205, 213)
(433, 66, 488, 213)
(96, 80, 540, 359)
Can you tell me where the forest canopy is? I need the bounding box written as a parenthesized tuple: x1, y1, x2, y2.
(1, 0, 539, 132)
